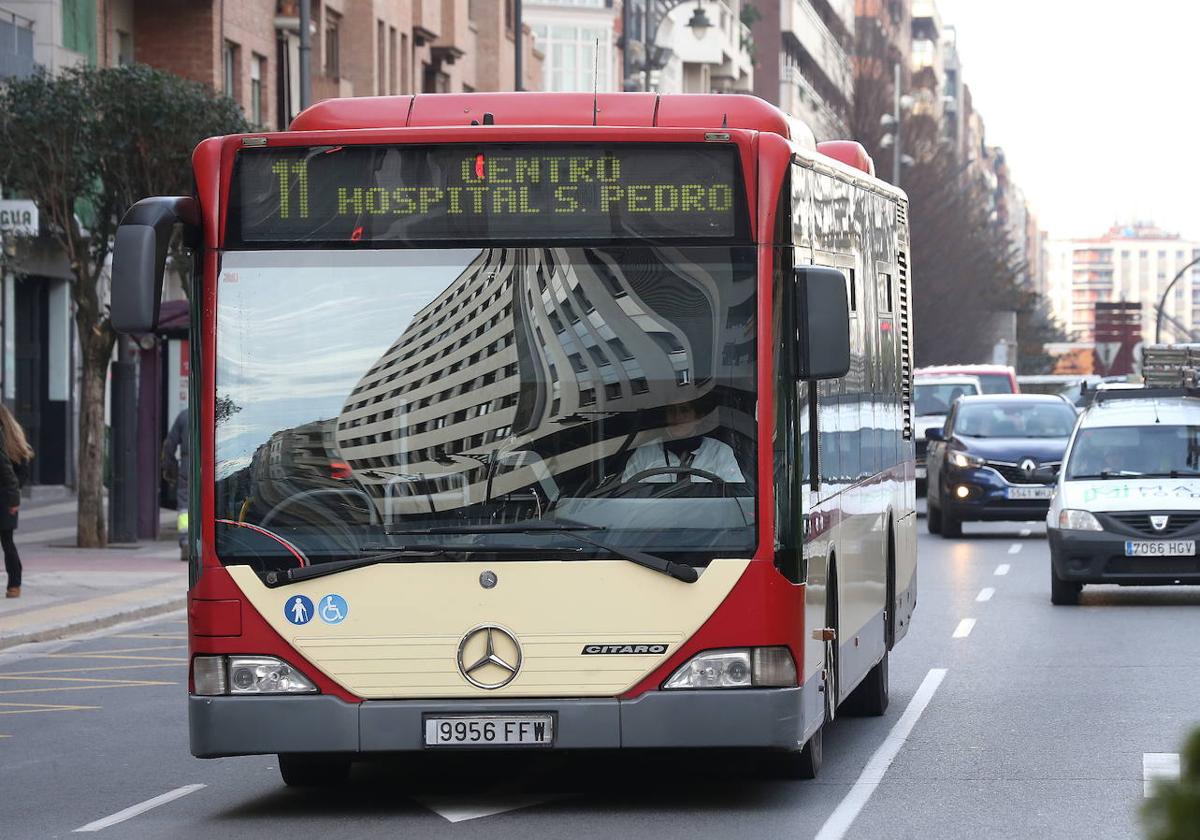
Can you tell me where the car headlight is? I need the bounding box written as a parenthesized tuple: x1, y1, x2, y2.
(192, 655, 318, 696)
(1057, 509, 1103, 532)
(662, 647, 797, 689)
(948, 450, 985, 469)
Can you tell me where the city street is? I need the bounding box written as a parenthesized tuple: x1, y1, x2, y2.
(2, 519, 1195, 840)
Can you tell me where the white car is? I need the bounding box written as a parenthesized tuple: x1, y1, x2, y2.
(1046, 387, 1200, 604)
(913, 375, 982, 490)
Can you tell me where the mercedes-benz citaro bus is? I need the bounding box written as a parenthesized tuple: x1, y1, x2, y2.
(110, 92, 916, 786)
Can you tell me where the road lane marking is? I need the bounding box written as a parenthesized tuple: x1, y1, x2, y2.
(952, 619, 976, 638)
(0, 702, 99, 714)
(994, 564, 1010, 576)
(415, 792, 573, 823)
(74, 784, 206, 832)
(1020, 528, 1032, 537)
(1008, 544, 1022, 554)
(813, 668, 948, 840)
(976, 588, 995, 602)
(1143, 753, 1181, 797)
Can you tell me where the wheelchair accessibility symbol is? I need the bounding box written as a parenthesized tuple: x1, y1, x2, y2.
(319, 594, 349, 625)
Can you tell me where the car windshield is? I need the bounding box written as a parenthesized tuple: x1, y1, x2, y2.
(1067, 424, 1200, 479)
(977, 373, 1014, 394)
(953, 401, 1077, 438)
(214, 246, 758, 575)
(914, 381, 979, 415)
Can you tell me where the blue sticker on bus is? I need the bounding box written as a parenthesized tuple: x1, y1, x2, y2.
(284, 595, 314, 626)
(319, 594, 348, 625)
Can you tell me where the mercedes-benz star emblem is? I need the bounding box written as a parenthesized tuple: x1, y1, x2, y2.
(456, 625, 522, 689)
(479, 570, 498, 589)
(1151, 515, 1170, 532)
(1020, 458, 1038, 478)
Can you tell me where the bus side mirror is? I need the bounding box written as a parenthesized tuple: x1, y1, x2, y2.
(925, 428, 945, 442)
(795, 266, 850, 381)
(111, 196, 199, 334)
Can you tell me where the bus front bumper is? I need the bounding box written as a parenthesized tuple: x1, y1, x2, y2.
(189, 685, 813, 758)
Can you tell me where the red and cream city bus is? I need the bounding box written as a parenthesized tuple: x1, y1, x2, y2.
(111, 92, 916, 785)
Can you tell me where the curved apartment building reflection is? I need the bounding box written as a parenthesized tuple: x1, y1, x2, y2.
(333, 246, 757, 520)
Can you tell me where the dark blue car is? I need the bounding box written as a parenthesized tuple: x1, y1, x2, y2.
(925, 394, 1078, 538)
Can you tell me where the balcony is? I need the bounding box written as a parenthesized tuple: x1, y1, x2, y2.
(413, 0, 441, 45)
(780, 0, 852, 98)
(0, 8, 34, 81)
(666, 1, 753, 85)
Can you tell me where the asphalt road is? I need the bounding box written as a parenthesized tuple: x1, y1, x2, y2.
(2, 518, 1197, 839)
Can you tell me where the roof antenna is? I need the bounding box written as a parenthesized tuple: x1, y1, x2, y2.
(482, 112, 495, 125)
(722, 113, 728, 128)
(592, 37, 600, 126)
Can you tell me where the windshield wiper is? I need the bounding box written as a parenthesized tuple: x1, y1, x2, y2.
(1070, 470, 1143, 480)
(388, 521, 698, 583)
(265, 548, 459, 587)
(1129, 470, 1200, 478)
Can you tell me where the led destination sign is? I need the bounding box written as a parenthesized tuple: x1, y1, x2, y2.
(231, 143, 742, 244)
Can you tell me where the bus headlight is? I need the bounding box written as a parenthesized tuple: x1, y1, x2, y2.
(192, 655, 318, 696)
(662, 647, 797, 689)
(1058, 509, 1103, 532)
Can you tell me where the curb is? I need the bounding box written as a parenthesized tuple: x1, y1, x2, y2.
(0, 596, 187, 651)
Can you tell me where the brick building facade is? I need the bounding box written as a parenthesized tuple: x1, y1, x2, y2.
(95, 0, 543, 131)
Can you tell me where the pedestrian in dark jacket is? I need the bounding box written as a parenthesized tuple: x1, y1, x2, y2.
(162, 408, 189, 561)
(0, 403, 34, 598)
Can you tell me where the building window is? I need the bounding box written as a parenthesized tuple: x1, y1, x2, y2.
(222, 40, 241, 103)
(62, 0, 97, 64)
(531, 24, 611, 92)
(116, 30, 134, 66)
(400, 33, 409, 93)
(377, 20, 385, 95)
(325, 11, 341, 78)
(505, 0, 515, 31)
(389, 26, 398, 94)
(250, 54, 266, 127)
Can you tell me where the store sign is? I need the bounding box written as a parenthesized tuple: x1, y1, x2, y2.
(0, 200, 37, 237)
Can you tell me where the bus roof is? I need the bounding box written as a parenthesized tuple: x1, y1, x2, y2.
(291, 91, 794, 137)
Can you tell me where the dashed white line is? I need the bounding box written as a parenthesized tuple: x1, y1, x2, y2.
(1008, 543, 1022, 554)
(74, 784, 206, 832)
(952, 619, 976, 638)
(1143, 753, 1181, 797)
(994, 564, 1010, 576)
(813, 668, 948, 840)
(976, 588, 995, 602)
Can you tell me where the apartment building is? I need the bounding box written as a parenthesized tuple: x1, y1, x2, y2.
(751, 0, 853, 139)
(1045, 225, 1200, 343)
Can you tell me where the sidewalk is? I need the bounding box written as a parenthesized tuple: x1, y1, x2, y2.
(0, 487, 188, 650)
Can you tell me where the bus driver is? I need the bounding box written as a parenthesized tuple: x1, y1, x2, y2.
(621, 401, 745, 484)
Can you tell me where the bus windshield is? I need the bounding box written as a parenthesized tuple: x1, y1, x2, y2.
(214, 246, 758, 574)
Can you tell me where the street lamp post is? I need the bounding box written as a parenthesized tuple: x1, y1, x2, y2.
(624, 0, 713, 92)
(1154, 255, 1200, 343)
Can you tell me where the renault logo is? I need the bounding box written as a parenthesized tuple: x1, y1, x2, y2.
(1020, 458, 1038, 478)
(456, 625, 522, 689)
(1151, 515, 1170, 532)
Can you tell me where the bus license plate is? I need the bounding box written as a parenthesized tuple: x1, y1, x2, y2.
(1124, 540, 1196, 557)
(424, 716, 554, 747)
(1006, 486, 1054, 500)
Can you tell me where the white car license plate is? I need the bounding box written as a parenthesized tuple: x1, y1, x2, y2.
(424, 715, 554, 747)
(1124, 540, 1196, 557)
(1005, 486, 1054, 500)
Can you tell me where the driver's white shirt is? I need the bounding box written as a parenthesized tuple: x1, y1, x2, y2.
(621, 437, 745, 483)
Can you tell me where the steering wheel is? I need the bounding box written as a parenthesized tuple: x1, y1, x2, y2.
(260, 488, 375, 551)
(610, 466, 729, 499)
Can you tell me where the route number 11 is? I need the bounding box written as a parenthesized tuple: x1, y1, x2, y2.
(272, 160, 309, 219)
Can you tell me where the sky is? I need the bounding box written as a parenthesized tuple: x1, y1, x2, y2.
(933, 0, 1200, 242)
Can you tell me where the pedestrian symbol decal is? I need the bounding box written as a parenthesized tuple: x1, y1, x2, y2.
(319, 594, 348, 625)
(285, 595, 314, 626)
